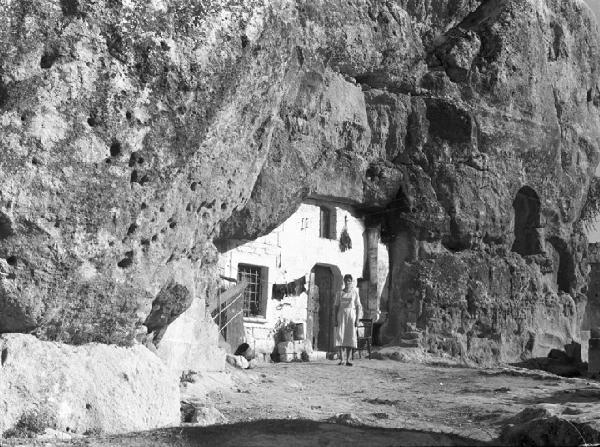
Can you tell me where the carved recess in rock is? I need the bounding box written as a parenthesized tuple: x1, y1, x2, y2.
(0, 0, 598, 365)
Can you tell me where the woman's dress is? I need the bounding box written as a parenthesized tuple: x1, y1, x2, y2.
(334, 288, 362, 348)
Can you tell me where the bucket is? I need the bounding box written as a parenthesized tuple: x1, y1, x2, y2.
(293, 322, 305, 340)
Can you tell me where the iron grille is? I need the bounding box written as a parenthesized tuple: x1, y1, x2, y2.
(238, 264, 263, 317)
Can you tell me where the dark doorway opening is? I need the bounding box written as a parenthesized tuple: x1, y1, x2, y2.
(512, 186, 543, 256)
(312, 264, 342, 352)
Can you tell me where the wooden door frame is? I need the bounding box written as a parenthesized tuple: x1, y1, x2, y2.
(311, 263, 343, 352)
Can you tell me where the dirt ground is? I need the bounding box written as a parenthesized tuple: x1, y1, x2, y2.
(4, 350, 600, 446)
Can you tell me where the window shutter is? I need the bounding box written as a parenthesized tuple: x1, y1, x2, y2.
(329, 208, 337, 240)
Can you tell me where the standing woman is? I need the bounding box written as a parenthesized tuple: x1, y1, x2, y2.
(334, 274, 363, 366)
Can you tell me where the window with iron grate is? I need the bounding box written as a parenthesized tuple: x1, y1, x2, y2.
(238, 263, 268, 317)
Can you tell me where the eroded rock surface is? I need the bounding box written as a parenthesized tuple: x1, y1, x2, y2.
(0, 334, 180, 436)
(0, 0, 598, 364)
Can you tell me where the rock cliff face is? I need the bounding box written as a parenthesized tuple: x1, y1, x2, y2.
(0, 0, 599, 363)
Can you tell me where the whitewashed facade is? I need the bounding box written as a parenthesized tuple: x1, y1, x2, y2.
(217, 200, 388, 356)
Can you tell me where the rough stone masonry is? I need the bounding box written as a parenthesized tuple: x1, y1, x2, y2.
(0, 0, 599, 368)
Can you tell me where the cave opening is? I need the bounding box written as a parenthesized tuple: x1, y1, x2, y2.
(511, 186, 543, 256)
(548, 237, 575, 293)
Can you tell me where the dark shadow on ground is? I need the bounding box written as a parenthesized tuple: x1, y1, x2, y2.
(178, 419, 489, 446)
(509, 357, 583, 378)
(512, 387, 600, 405)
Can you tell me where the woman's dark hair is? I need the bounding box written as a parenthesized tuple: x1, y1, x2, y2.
(343, 274, 353, 281)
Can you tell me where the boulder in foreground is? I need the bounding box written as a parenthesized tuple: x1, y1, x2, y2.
(0, 334, 180, 437)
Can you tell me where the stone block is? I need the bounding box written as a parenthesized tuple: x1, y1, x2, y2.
(0, 334, 180, 436)
(279, 353, 298, 362)
(308, 351, 327, 361)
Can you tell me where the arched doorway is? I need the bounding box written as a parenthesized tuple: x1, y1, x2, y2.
(311, 264, 342, 352)
(512, 186, 543, 256)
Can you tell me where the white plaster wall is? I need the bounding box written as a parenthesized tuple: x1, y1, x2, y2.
(218, 201, 368, 353)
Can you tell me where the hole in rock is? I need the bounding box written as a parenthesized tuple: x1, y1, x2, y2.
(87, 112, 98, 127)
(169, 221, 177, 229)
(127, 223, 138, 235)
(110, 141, 121, 157)
(0, 212, 14, 239)
(0, 81, 9, 109)
(190, 182, 197, 191)
(125, 111, 132, 120)
(117, 252, 133, 268)
(85, 403, 92, 410)
(139, 174, 150, 185)
(105, 158, 111, 164)
(221, 202, 227, 211)
(128, 153, 138, 167)
(160, 41, 170, 51)
(141, 202, 147, 210)
(241, 35, 249, 48)
(6, 256, 17, 266)
(159, 205, 165, 212)
(151, 234, 158, 242)
(60, 0, 81, 16)
(186, 203, 192, 212)
(130, 170, 138, 183)
(1, 348, 7, 366)
(512, 186, 543, 256)
(40, 49, 59, 69)
(588, 90, 593, 102)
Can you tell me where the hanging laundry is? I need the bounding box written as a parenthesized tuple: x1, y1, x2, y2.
(271, 275, 307, 299)
(293, 276, 306, 295)
(272, 284, 286, 301)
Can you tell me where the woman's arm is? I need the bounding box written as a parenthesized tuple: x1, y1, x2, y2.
(334, 291, 340, 326)
(354, 289, 363, 324)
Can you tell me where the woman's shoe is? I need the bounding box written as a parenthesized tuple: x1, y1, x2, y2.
(338, 361, 344, 365)
(345, 362, 353, 366)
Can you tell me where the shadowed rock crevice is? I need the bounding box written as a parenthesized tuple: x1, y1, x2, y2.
(144, 282, 192, 344)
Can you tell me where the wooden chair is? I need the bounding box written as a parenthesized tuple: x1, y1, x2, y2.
(355, 318, 373, 359)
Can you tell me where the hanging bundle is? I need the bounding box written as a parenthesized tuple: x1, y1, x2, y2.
(339, 215, 352, 252)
